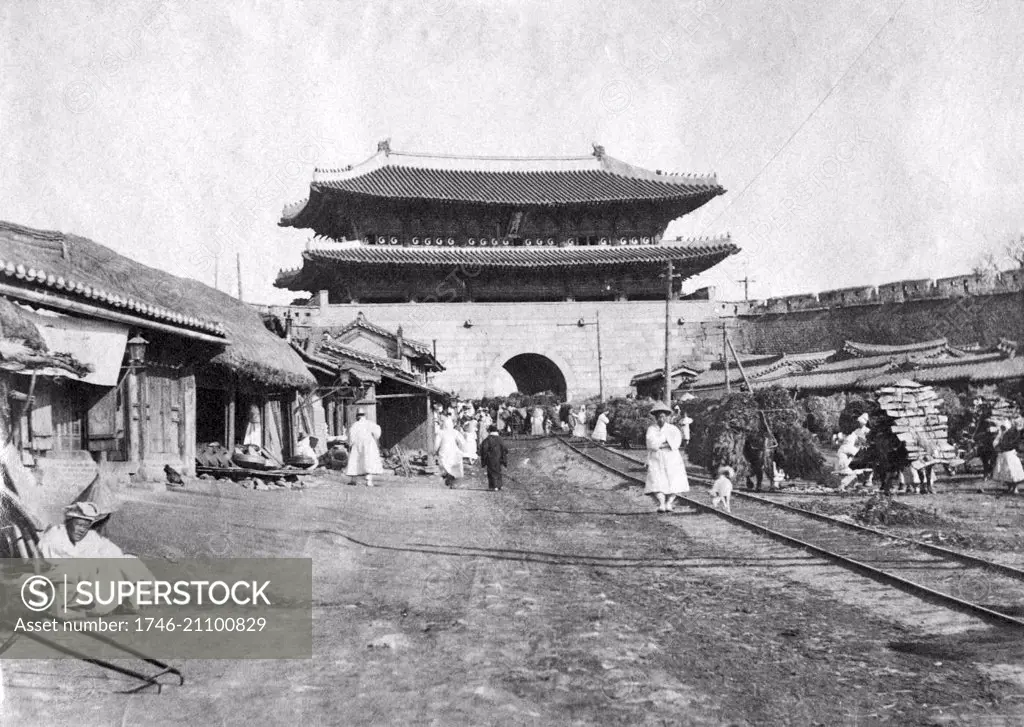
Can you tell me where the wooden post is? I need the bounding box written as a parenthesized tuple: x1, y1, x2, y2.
(137, 365, 148, 464)
(0, 375, 10, 448)
(426, 394, 434, 453)
(664, 260, 673, 405)
(237, 253, 244, 302)
(181, 368, 196, 476)
(225, 378, 236, 448)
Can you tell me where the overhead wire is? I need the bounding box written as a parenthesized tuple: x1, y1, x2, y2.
(700, 0, 909, 234)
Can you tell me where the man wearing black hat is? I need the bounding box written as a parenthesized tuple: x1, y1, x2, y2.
(478, 424, 509, 491)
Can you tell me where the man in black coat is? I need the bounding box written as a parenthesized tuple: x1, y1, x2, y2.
(478, 424, 509, 491)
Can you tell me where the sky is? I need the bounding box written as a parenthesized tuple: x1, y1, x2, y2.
(3, 0, 1023, 304)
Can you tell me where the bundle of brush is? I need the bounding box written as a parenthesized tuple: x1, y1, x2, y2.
(757, 387, 827, 481)
(690, 387, 825, 483)
(688, 393, 758, 481)
(604, 398, 657, 448)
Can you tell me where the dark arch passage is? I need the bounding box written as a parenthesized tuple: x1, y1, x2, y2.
(502, 354, 567, 398)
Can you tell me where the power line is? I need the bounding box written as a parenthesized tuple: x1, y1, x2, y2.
(701, 0, 908, 233)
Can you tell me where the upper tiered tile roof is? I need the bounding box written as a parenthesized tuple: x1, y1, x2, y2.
(282, 143, 724, 223)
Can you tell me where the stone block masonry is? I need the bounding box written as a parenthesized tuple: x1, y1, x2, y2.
(737, 292, 1024, 356)
(276, 300, 740, 400)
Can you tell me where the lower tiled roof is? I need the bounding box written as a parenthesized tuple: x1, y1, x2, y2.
(296, 238, 737, 269)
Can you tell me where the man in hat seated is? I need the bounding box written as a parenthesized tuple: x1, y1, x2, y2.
(37, 502, 154, 616)
(38, 502, 126, 560)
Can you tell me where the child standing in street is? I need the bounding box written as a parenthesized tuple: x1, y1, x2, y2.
(710, 466, 734, 513)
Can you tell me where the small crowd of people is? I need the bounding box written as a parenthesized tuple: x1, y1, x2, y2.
(434, 401, 615, 442)
(343, 398, 732, 515)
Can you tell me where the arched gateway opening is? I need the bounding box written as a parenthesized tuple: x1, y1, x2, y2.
(502, 354, 567, 398)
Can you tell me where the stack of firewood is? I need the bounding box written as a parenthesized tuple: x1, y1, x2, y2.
(980, 393, 1020, 427)
(876, 379, 960, 467)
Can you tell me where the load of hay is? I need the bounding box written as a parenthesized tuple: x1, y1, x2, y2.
(604, 398, 657, 447)
(689, 387, 826, 484)
(800, 394, 846, 441)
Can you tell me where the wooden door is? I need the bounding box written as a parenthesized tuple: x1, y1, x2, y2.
(145, 366, 184, 457)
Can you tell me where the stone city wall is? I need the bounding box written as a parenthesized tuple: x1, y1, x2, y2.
(266, 299, 741, 400)
(737, 291, 1024, 355)
(749, 270, 1024, 315)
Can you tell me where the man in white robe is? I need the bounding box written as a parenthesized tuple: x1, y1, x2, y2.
(530, 407, 545, 436)
(644, 402, 690, 512)
(591, 410, 609, 442)
(37, 502, 154, 616)
(345, 410, 384, 487)
(435, 419, 466, 488)
(572, 406, 588, 437)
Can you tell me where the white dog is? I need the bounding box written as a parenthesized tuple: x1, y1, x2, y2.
(710, 466, 734, 513)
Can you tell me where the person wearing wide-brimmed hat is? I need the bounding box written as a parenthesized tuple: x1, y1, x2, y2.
(37, 501, 154, 614)
(37, 502, 118, 559)
(645, 401, 690, 512)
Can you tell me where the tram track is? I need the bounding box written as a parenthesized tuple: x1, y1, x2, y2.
(557, 436, 1024, 629)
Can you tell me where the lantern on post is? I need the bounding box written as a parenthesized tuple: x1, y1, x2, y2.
(127, 334, 149, 368)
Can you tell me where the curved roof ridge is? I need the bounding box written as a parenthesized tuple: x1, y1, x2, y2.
(309, 145, 717, 185)
(394, 149, 594, 162)
(599, 154, 718, 186)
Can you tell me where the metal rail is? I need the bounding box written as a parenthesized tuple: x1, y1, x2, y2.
(592, 442, 1024, 583)
(557, 437, 1024, 629)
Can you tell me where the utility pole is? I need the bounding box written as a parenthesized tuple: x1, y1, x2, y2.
(664, 260, 673, 405)
(737, 258, 755, 302)
(236, 253, 243, 302)
(596, 310, 604, 402)
(737, 274, 756, 301)
(723, 324, 731, 394)
(214, 255, 220, 291)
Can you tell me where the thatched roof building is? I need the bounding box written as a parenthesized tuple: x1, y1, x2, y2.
(0, 221, 314, 391)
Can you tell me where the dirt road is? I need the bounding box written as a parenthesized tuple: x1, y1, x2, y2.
(5, 439, 1024, 725)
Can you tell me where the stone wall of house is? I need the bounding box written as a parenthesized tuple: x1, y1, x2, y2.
(266, 299, 742, 400)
